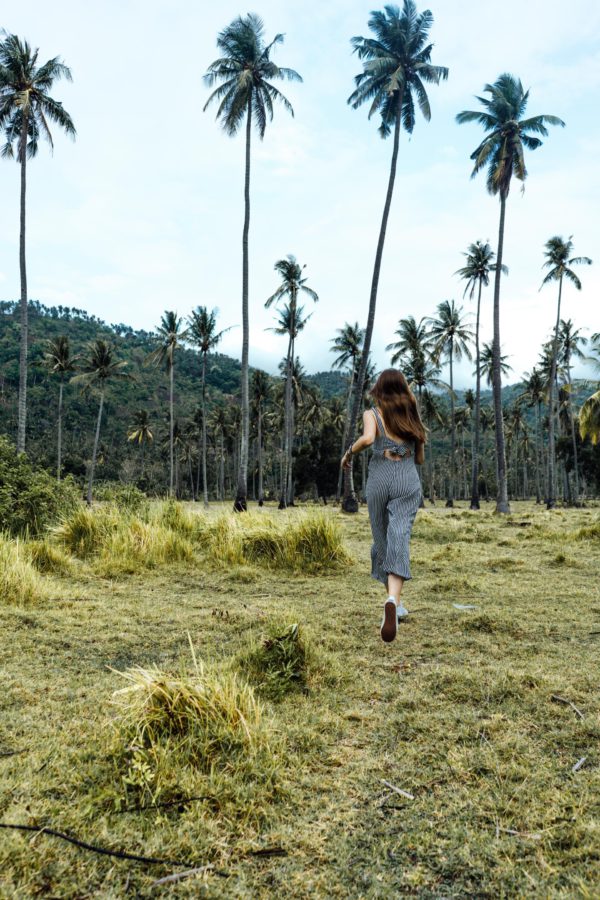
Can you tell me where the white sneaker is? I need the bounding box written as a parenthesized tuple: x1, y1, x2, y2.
(380, 599, 397, 643)
(397, 602, 409, 622)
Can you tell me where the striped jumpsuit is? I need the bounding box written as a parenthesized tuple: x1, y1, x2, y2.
(366, 407, 422, 585)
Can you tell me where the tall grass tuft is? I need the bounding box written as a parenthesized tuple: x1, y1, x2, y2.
(207, 512, 352, 573)
(0, 534, 49, 605)
(112, 644, 280, 818)
(96, 520, 194, 576)
(238, 622, 309, 701)
(26, 539, 74, 575)
(54, 505, 121, 557)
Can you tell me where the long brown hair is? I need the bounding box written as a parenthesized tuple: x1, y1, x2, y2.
(370, 368, 426, 443)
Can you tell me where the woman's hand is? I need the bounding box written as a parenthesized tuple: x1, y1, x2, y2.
(341, 448, 353, 470)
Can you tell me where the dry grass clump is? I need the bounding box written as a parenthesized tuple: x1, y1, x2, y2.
(25, 539, 74, 575)
(0, 534, 49, 605)
(95, 520, 194, 576)
(574, 521, 600, 541)
(54, 504, 122, 557)
(238, 622, 310, 701)
(112, 647, 280, 819)
(151, 499, 203, 538)
(207, 511, 352, 573)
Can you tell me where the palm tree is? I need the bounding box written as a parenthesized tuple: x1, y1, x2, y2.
(519, 368, 545, 503)
(540, 236, 592, 508)
(266, 256, 318, 508)
(204, 15, 301, 512)
(558, 319, 588, 502)
(425, 300, 473, 506)
(331, 322, 365, 502)
(43, 335, 78, 480)
(71, 340, 129, 505)
(146, 311, 188, 497)
(187, 306, 230, 507)
(127, 409, 153, 477)
(580, 391, 600, 445)
(0, 32, 76, 453)
(478, 342, 512, 387)
(251, 369, 270, 506)
(455, 241, 506, 509)
(420, 388, 445, 504)
(457, 73, 564, 512)
(343, 1, 448, 512)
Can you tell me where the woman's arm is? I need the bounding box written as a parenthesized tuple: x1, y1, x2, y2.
(415, 440, 425, 466)
(341, 410, 376, 468)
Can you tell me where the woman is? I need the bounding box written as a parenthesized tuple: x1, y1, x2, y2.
(342, 369, 425, 643)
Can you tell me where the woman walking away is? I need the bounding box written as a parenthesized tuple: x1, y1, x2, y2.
(342, 369, 425, 643)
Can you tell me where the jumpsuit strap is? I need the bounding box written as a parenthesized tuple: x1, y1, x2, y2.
(371, 407, 385, 435)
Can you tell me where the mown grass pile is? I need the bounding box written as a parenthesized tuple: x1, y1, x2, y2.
(237, 622, 310, 701)
(0, 533, 49, 605)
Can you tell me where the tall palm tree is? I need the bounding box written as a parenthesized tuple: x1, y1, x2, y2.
(420, 388, 445, 504)
(540, 236, 592, 508)
(71, 340, 129, 505)
(146, 311, 188, 497)
(455, 240, 506, 509)
(425, 300, 473, 506)
(343, 1, 448, 512)
(187, 306, 231, 507)
(0, 32, 76, 453)
(127, 409, 153, 477)
(558, 318, 588, 502)
(519, 368, 545, 503)
(251, 369, 270, 506)
(477, 342, 512, 387)
(457, 73, 564, 512)
(204, 15, 301, 512)
(266, 256, 318, 508)
(43, 335, 78, 480)
(331, 322, 365, 502)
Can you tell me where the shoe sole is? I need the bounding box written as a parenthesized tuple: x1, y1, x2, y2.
(381, 600, 398, 643)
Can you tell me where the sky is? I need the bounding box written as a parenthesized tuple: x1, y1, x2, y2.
(1, 0, 599, 387)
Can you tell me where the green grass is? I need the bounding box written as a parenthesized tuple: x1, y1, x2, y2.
(0, 501, 599, 897)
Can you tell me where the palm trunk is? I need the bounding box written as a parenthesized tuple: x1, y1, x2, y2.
(257, 403, 264, 505)
(342, 90, 404, 513)
(546, 274, 563, 509)
(566, 358, 580, 503)
(447, 348, 455, 507)
(87, 390, 104, 505)
(17, 112, 29, 454)
(141, 440, 145, 476)
(279, 333, 293, 509)
(287, 334, 295, 506)
(491, 194, 510, 513)
(470, 279, 483, 508)
(534, 401, 542, 503)
(336, 375, 355, 502)
(234, 97, 252, 511)
(201, 353, 209, 507)
(57, 379, 64, 481)
(169, 362, 174, 497)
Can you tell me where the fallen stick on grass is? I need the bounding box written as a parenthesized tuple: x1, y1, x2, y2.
(150, 866, 214, 887)
(381, 780, 414, 801)
(496, 826, 542, 841)
(571, 756, 587, 774)
(0, 749, 28, 758)
(551, 694, 584, 720)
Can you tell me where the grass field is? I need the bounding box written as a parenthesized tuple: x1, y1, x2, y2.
(1, 501, 599, 898)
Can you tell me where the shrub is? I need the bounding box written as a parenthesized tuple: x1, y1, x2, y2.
(0, 436, 78, 537)
(92, 482, 148, 513)
(0, 534, 48, 605)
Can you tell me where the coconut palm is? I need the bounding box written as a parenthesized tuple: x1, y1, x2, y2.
(540, 236, 592, 508)
(519, 368, 545, 503)
(557, 319, 588, 502)
(251, 369, 270, 506)
(146, 312, 188, 497)
(127, 409, 153, 476)
(478, 343, 512, 387)
(425, 300, 473, 506)
(187, 306, 231, 507)
(266, 256, 318, 508)
(455, 240, 506, 509)
(43, 335, 78, 480)
(331, 322, 365, 501)
(580, 391, 600, 445)
(457, 73, 564, 512)
(71, 340, 129, 505)
(0, 32, 76, 453)
(420, 388, 445, 504)
(343, 1, 448, 512)
(204, 15, 301, 512)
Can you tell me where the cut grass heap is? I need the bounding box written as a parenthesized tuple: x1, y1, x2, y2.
(0, 534, 49, 605)
(238, 622, 309, 701)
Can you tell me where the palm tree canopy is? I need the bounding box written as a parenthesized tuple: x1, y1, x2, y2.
(348, 1, 448, 138)
(146, 311, 188, 371)
(187, 306, 231, 355)
(519, 367, 545, 405)
(71, 340, 129, 389)
(455, 240, 507, 298)
(203, 14, 301, 139)
(540, 235, 592, 290)
(128, 409, 153, 445)
(269, 302, 312, 340)
(330, 322, 365, 371)
(478, 342, 512, 387)
(0, 31, 75, 160)
(558, 319, 587, 366)
(385, 315, 428, 364)
(425, 300, 474, 365)
(579, 390, 600, 445)
(456, 73, 564, 197)
(265, 255, 319, 308)
(43, 335, 78, 376)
